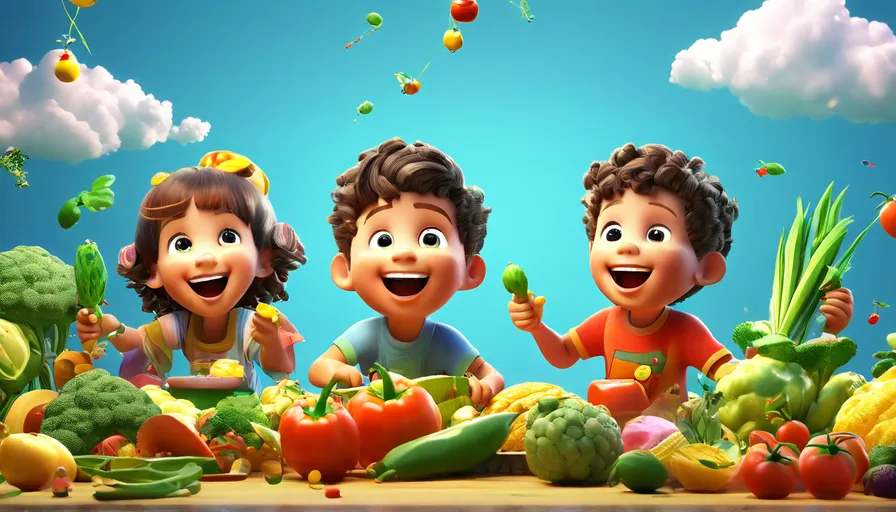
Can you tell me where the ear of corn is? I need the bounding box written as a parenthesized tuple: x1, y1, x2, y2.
(649, 431, 689, 472)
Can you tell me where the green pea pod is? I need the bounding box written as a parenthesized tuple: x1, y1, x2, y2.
(502, 262, 529, 300)
(92, 463, 202, 501)
(75, 239, 108, 323)
(367, 412, 519, 482)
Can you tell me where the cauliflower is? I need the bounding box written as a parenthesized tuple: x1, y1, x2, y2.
(524, 397, 622, 485)
(40, 369, 161, 455)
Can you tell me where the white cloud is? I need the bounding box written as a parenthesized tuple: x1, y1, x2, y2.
(168, 117, 211, 145)
(0, 50, 211, 164)
(670, 0, 896, 123)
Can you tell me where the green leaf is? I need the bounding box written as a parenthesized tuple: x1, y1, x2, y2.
(91, 174, 115, 190)
(810, 183, 834, 254)
(873, 351, 896, 360)
(81, 188, 115, 212)
(696, 459, 734, 470)
(780, 198, 809, 329)
(825, 186, 848, 240)
(713, 440, 740, 462)
(704, 419, 722, 446)
(878, 302, 890, 308)
(770, 232, 787, 332)
(676, 420, 698, 444)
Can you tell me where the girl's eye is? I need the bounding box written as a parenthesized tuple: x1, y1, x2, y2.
(418, 228, 447, 248)
(601, 223, 623, 242)
(168, 235, 193, 254)
(218, 228, 241, 246)
(369, 230, 394, 249)
(646, 225, 671, 243)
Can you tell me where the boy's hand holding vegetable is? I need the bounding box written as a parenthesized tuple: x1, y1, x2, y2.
(504, 263, 546, 333)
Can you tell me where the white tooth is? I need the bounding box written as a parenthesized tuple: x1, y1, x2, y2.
(383, 273, 429, 279)
(611, 267, 651, 273)
(190, 275, 225, 284)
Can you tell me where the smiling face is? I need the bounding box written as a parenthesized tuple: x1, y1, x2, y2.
(589, 188, 707, 311)
(147, 200, 267, 317)
(332, 191, 484, 319)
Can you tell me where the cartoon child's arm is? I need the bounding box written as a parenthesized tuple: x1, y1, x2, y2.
(75, 307, 143, 353)
(308, 346, 364, 388)
(308, 320, 377, 388)
(249, 311, 296, 375)
(508, 296, 608, 369)
(682, 314, 737, 381)
(465, 357, 504, 407)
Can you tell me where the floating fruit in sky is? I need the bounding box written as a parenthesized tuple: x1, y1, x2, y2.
(345, 12, 383, 49)
(871, 192, 896, 238)
(754, 160, 785, 178)
(451, 0, 479, 23)
(869, 301, 889, 325)
(395, 62, 430, 96)
(353, 101, 373, 124)
(443, 28, 464, 52)
(69, 0, 97, 7)
(54, 52, 80, 83)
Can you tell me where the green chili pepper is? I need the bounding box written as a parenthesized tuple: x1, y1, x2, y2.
(75, 239, 108, 323)
(367, 412, 519, 482)
(92, 463, 203, 501)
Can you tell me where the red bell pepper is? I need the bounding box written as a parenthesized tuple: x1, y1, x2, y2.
(279, 379, 360, 483)
(347, 363, 442, 467)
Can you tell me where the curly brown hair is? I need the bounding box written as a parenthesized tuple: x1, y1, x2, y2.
(329, 137, 490, 263)
(582, 143, 739, 303)
(119, 167, 307, 316)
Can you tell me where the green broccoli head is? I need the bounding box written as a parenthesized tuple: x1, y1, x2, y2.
(40, 369, 161, 455)
(732, 321, 772, 354)
(794, 337, 857, 384)
(200, 395, 271, 450)
(0, 246, 78, 354)
(523, 396, 622, 485)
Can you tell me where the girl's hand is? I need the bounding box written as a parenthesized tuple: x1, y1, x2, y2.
(76, 308, 119, 348)
(820, 287, 854, 335)
(250, 312, 280, 347)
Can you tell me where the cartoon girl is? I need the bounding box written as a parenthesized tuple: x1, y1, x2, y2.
(76, 151, 307, 394)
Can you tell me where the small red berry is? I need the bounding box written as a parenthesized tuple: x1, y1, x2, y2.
(324, 486, 341, 499)
(59, 53, 70, 61)
(869, 313, 880, 325)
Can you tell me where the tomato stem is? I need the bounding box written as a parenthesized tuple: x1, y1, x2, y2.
(767, 441, 799, 464)
(870, 191, 892, 201)
(805, 432, 858, 457)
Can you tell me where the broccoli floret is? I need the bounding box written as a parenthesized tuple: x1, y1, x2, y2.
(524, 397, 622, 485)
(794, 337, 857, 386)
(732, 321, 772, 354)
(40, 369, 161, 455)
(200, 395, 271, 450)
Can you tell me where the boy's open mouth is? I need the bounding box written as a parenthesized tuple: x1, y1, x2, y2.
(382, 272, 429, 298)
(189, 274, 229, 299)
(609, 266, 652, 290)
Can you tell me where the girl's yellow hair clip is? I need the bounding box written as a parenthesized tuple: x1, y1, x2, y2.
(149, 151, 270, 196)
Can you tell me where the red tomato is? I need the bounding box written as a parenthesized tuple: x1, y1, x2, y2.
(279, 380, 360, 483)
(872, 193, 896, 238)
(450, 0, 479, 23)
(749, 430, 777, 449)
(799, 434, 861, 499)
(347, 363, 442, 467)
(776, 421, 810, 452)
(740, 443, 800, 499)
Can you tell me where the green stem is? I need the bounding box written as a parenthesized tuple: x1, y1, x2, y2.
(870, 192, 892, 201)
(370, 363, 398, 401)
(767, 441, 799, 463)
(308, 379, 338, 420)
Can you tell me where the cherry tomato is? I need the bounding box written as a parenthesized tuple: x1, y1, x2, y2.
(450, 0, 479, 23)
(749, 430, 777, 449)
(871, 192, 896, 238)
(869, 313, 880, 325)
(799, 434, 860, 499)
(740, 442, 800, 499)
(775, 421, 810, 452)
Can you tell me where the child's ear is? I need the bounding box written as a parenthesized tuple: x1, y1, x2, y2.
(460, 254, 486, 291)
(330, 253, 354, 291)
(256, 249, 274, 278)
(146, 264, 164, 289)
(696, 251, 726, 286)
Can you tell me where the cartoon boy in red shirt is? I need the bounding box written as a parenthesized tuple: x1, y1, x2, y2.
(508, 143, 854, 424)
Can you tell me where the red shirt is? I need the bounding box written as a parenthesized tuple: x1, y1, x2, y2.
(569, 307, 732, 403)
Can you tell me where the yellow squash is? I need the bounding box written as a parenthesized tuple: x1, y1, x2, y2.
(833, 366, 896, 448)
(668, 444, 735, 492)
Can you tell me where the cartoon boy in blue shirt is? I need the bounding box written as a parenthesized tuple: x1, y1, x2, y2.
(308, 138, 505, 406)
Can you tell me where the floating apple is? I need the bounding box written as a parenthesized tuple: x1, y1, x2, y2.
(443, 28, 464, 52)
(451, 0, 479, 23)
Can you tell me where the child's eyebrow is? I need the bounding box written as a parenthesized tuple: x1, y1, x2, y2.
(600, 199, 623, 213)
(648, 202, 677, 217)
(364, 203, 393, 224)
(414, 202, 452, 224)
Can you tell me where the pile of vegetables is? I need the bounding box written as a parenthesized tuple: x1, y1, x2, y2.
(260, 378, 306, 429)
(0, 246, 79, 417)
(721, 183, 874, 438)
(141, 385, 202, 427)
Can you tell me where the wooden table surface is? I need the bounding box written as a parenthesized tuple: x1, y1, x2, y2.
(0, 473, 892, 511)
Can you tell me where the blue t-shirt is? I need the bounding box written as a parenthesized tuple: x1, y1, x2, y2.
(333, 317, 479, 380)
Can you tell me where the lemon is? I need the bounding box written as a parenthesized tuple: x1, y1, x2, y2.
(54, 58, 80, 83)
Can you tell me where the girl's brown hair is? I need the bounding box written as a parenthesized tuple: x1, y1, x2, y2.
(118, 167, 307, 316)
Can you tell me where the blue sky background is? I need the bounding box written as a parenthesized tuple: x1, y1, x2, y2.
(2, 0, 896, 395)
